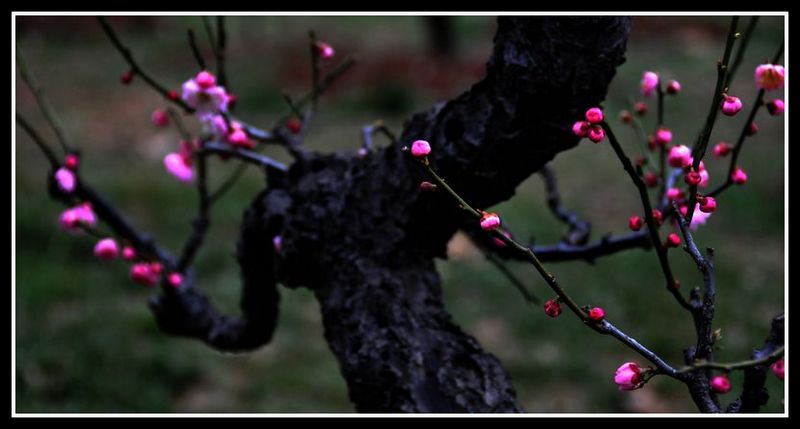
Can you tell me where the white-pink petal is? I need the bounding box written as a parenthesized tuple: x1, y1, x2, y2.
(164, 153, 194, 183)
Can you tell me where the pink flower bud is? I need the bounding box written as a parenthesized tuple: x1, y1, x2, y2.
(668, 145, 692, 168)
(316, 42, 335, 59)
(151, 109, 169, 127)
(665, 233, 681, 248)
(698, 169, 709, 188)
(666, 80, 681, 94)
(167, 272, 183, 288)
(754, 64, 785, 91)
(654, 128, 672, 146)
(492, 230, 512, 248)
(731, 167, 748, 185)
(572, 121, 590, 138)
(635, 156, 647, 167)
(150, 261, 163, 275)
(713, 142, 732, 157)
(54, 167, 76, 193)
(699, 196, 717, 213)
(167, 90, 179, 101)
(771, 358, 785, 381)
(628, 216, 644, 231)
(130, 263, 157, 287)
(619, 110, 633, 123)
(273, 235, 282, 254)
(226, 94, 238, 110)
(286, 117, 302, 134)
(587, 126, 605, 143)
(195, 70, 216, 89)
(120, 69, 134, 85)
(544, 299, 562, 318)
(164, 153, 194, 183)
(766, 99, 785, 116)
(641, 71, 659, 97)
(651, 209, 663, 226)
(684, 169, 701, 186)
(65, 154, 80, 170)
(644, 172, 659, 188)
(746, 122, 759, 136)
(228, 129, 254, 149)
(480, 212, 501, 231)
(721, 95, 743, 116)
(411, 140, 431, 158)
(666, 187, 684, 202)
(585, 107, 604, 124)
(634, 102, 648, 116)
(710, 375, 731, 394)
(419, 181, 437, 191)
(122, 246, 136, 261)
(615, 362, 644, 391)
(588, 307, 605, 321)
(93, 238, 119, 261)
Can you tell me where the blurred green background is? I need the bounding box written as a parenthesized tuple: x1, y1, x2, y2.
(14, 15, 785, 413)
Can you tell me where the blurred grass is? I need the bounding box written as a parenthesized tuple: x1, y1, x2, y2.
(15, 15, 785, 413)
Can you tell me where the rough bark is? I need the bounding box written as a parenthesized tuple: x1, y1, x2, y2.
(251, 17, 631, 412)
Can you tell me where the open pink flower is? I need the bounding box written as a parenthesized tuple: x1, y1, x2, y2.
(164, 152, 194, 183)
(755, 64, 785, 90)
(689, 203, 712, 230)
(182, 70, 229, 117)
(615, 362, 644, 391)
(58, 202, 96, 232)
(54, 167, 76, 193)
(641, 71, 659, 97)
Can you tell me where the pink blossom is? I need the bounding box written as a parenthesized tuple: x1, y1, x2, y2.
(94, 238, 119, 261)
(201, 114, 229, 138)
(130, 263, 158, 287)
(666, 187, 684, 202)
(644, 172, 658, 188)
(698, 169, 709, 188)
(767, 99, 785, 116)
(572, 121, 590, 137)
(771, 358, 785, 380)
(754, 64, 785, 90)
(58, 203, 96, 232)
(228, 127, 254, 149)
(731, 167, 748, 185)
(164, 152, 194, 183)
(286, 117, 302, 134)
(120, 69, 134, 85)
(316, 42, 335, 59)
(665, 233, 681, 248)
(699, 196, 717, 213)
(181, 71, 229, 116)
(721, 95, 743, 116)
(713, 142, 732, 157)
(167, 272, 183, 288)
(654, 128, 672, 146)
(419, 181, 437, 191)
(629, 216, 644, 231)
(122, 246, 137, 261)
(151, 109, 169, 127)
(54, 167, 76, 193)
(668, 145, 692, 168)
(544, 299, 562, 318)
(666, 80, 681, 94)
(684, 170, 701, 186)
(640, 71, 659, 97)
(587, 126, 605, 143)
(411, 140, 431, 158)
(651, 209, 663, 226)
(746, 122, 759, 136)
(480, 212, 501, 231)
(615, 362, 644, 391)
(492, 230, 512, 248)
(64, 154, 79, 170)
(588, 307, 605, 321)
(689, 204, 712, 231)
(634, 102, 648, 115)
(710, 375, 731, 394)
(585, 107, 604, 124)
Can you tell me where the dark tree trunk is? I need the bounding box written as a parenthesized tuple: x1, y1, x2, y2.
(268, 17, 630, 412)
(152, 16, 631, 412)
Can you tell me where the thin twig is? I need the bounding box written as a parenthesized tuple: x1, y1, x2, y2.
(17, 44, 72, 154)
(539, 164, 591, 245)
(678, 346, 784, 374)
(177, 147, 210, 272)
(203, 141, 288, 172)
(725, 16, 759, 90)
(187, 28, 207, 70)
(215, 16, 229, 90)
(484, 252, 540, 305)
(16, 113, 59, 168)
